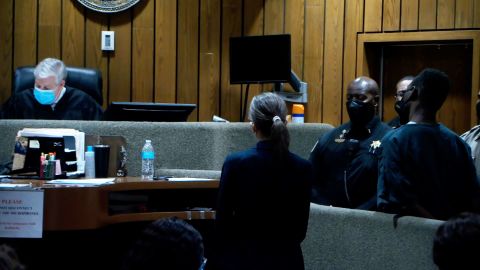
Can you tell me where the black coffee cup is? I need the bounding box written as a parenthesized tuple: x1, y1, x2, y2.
(94, 145, 110, 178)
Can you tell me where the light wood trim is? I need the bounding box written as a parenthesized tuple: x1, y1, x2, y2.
(357, 30, 480, 127)
(177, 0, 200, 121)
(14, 0, 37, 68)
(382, 0, 400, 32)
(220, 0, 242, 122)
(132, 0, 155, 102)
(304, 0, 325, 123)
(38, 0, 61, 60)
(455, 0, 474, 29)
(342, 0, 364, 123)
(364, 0, 382, 32)
(437, 0, 455, 29)
(0, 0, 13, 105)
(85, 10, 108, 108)
(109, 11, 132, 103)
(322, 0, 344, 126)
(199, 0, 221, 121)
(155, 0, 177, 103)
(62, 1, 84, 66)
(104, 211, 216, 225)
(419, 0, 437, 30)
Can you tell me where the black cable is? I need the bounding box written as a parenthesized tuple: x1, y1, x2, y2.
(241, 84, 250, 122)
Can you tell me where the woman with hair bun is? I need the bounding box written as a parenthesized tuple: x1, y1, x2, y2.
(215, 92, 312, 270)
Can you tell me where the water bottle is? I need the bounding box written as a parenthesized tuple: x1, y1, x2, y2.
(292, 104, 305, 123)
(141, 140, 155, 180)
(85, 145, 96, 178)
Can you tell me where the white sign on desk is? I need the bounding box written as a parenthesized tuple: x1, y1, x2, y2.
(0, 190, 44, 238)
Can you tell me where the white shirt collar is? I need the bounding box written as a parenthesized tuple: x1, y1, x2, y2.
(51, 87, 66, 109)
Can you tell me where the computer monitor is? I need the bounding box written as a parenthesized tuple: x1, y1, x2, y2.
(104, 102, 196, 122)
(229, 34, 291, 84)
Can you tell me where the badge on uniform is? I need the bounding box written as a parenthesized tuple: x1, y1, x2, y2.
(334, 129, 347, 143)
(369, 140, 381, 154)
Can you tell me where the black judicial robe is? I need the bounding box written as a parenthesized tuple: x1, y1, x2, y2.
(0, 87, 103, 120)
(309, 116, 391, 209)
(377, 123, 480, 220)
(215, 140, 312, 270)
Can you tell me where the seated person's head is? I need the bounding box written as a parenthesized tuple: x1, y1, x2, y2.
(409, 68, 450, 113)
(122, 217, 205, 270)
(33, 58, 67, 105)
(0, 244, 25, 270)
(433, 212, 480, 270)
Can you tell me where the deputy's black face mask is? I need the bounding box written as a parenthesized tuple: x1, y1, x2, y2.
(347, 99, 375, 127)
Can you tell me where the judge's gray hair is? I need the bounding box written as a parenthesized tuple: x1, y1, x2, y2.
(34, 58, 67, 85)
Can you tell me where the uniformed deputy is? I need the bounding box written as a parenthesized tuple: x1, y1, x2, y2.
(309, 76, 391, 209)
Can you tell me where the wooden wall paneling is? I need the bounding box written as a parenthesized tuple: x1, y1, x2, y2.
(109, 11, 132, 103)
(264, 0, 285, 34)
(343, 0, 364, 123)
(364, 0, 383, 32)
(455, 0, 474, 29)
(155, 0, 177, 103)
(132, 0, 154, 102)
(323, 0, 344, 126)
(38, 0, 61, 60)
(475, 1, 480, 28)
(199, 0, 221, 121)
(62, 1, 85, 66)
(401, 0, 419, 31)
(304, 0, 324, 123)
(85, 10, 108, 108)
(471, 34, 480, 127)
(285, 0, 305, 80)
(242, 0, 264, 121)
(383, 0, 401, 32)
(177, 0, 199, 121)
(419, 0, 437, 30)
(14, 0, 37, 68)
(0, 0, 13, 104)
(220, 0, 242, 122)
(437, 0, 455, 29)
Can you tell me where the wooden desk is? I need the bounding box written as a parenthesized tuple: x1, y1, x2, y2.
(9, 177, 219, 231)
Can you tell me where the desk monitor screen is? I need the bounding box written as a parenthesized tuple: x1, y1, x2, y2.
(105, 102, 196, 122)
(229, 34, 291, 84)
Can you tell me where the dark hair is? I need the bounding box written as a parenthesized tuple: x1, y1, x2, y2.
(122, 217, 204, 270)
(249, 92, 290, 159)
(0, 244, 25, 270)
(433, 212, 480, 270)
(411, 68, 450, 112)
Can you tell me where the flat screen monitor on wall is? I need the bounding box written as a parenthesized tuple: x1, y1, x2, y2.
(229, 34, 291, 84)
(104, 102, 196, 122)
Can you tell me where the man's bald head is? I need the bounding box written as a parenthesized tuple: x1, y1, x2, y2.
(348, 76, 379, 96)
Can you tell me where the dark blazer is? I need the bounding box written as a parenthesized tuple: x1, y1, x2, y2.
(0, 87, 103, 120)
(215, 140, 312, 270)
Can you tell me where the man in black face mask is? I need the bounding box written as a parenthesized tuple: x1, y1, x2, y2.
(309, 76, 391, 209)
(377, 68, 479, 220)
(460, 90, 480, 178)
(388, 76, 414, 128)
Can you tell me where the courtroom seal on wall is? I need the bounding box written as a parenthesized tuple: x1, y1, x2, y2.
(77, 0, 140, 13)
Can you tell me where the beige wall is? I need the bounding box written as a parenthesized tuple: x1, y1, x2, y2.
(0, 0, 479, 124)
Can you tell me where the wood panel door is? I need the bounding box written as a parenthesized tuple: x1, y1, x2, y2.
(380, 42, 473, 134)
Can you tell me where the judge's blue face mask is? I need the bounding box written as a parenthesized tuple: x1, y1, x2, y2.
(34, 87, 56, 105)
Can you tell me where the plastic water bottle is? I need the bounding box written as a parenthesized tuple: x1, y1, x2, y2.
(141, 140, 155, 180)
(292, 104, 305, 123)
(85, 145, 96, 178)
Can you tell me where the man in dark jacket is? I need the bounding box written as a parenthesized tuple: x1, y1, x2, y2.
(1, 58, 103, 120)
(377, 68, 480, 220)
(309, 76, 391, 209)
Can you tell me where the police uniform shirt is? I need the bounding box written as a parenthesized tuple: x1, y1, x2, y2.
(377, 123, 480, 220)
(1, 87, 103, 120)
(309, 116, 391, 209)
